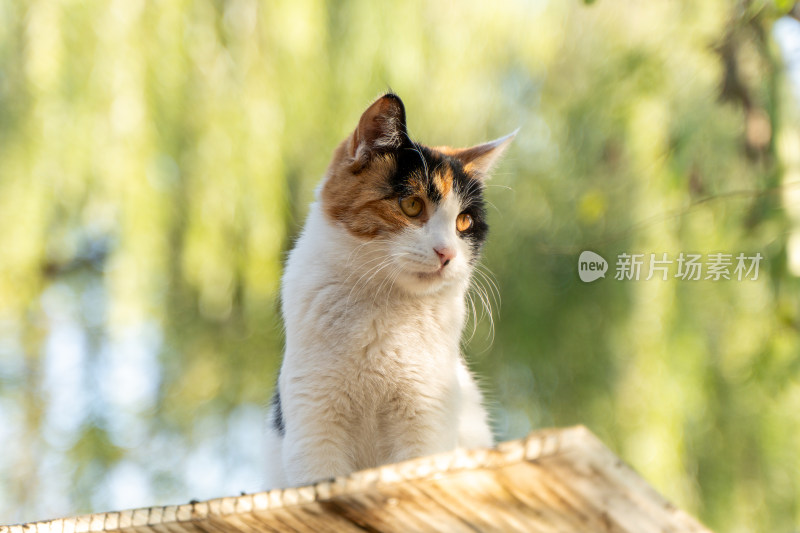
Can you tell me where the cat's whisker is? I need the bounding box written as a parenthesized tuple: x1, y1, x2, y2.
(485, 184, 514, 192)
(369, 254, 411, 310)
(344, 240, 379, 268)
(342, 259, 392, 303)
(474, 263, 501, 310)
(473, 274, 492, 314)
(465, 279, 483, 331)
(371, 260, 399, 298)
(476, 284, 496, 344)
(469, 290, 479, 342)
(477, 285, 498, 345)
(345, 256, 397, 310)
(357, 251, 410, 306)
(344, 238, 393, 269)
(475, 264, 503, 311)
(342, 252, 391, 285)
(470, 290, 491, 345)
(352, 259, 394, 298)
(463, 288, 479, 345)
(473, 279, 491, 320)
(342, 240, 397, 280)
(379, 261, 408, 309)
(468, 272, 496, 346)
(484, 199, 500, 214)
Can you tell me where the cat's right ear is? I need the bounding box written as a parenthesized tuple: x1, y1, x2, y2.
(349, 94, 407, 167)
(447, 130, 517, 179)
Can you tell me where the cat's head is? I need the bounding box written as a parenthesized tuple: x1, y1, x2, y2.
(321, 93, 514, 295)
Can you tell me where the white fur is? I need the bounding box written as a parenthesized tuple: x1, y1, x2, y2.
(264, 189, 493, 489)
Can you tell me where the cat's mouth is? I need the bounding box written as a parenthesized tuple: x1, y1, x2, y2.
(415, 268, 445, 281)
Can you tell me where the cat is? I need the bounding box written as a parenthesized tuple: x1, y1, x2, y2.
(265, 93, 514, 489)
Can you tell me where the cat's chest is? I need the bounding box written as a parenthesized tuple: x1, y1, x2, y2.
(316, 300, 458, 397)
(350, 312, 443, 369)
(358, 298, 457, 353)
(284, 279, 465, 383)
(341, 312, 457, 412)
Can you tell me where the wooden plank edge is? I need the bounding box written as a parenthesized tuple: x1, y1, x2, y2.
(0, 426, 707, 533)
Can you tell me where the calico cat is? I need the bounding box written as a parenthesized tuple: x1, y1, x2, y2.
(265, 93, 514, 488)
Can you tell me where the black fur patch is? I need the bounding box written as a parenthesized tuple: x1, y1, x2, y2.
(271, 389, 285, 436)
(389, 142, 441, 201)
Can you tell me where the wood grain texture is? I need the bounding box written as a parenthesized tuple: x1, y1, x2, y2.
(1, 426, 713, 533)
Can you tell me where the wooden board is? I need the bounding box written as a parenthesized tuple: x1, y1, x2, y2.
(0, 426, 712, 533)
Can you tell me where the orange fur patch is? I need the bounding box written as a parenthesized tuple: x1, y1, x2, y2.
(322, 137, 413, 238)
(433, 164, 453, 198)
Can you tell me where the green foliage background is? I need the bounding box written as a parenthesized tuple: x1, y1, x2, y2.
(1, 1, 799, 531)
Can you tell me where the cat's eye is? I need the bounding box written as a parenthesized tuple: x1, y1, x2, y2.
(399, 196, 423, 217)
(456, 213, 473, 232)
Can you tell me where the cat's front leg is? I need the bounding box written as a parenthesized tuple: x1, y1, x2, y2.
(456, 359, 493, 448)
(381, 392, 460, 464)
(389, 415, 459, 465)
(281, 408, 355, 487)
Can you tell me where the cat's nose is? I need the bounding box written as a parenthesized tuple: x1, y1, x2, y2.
(434, 246, 456, 267)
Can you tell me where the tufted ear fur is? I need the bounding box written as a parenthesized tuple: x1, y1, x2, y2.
(445, 129, 517, 179)
(349, 93, 407, 167)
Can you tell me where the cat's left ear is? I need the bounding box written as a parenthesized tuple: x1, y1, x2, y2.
(350, 93, 408, 166)
(448, 129, 518, 179)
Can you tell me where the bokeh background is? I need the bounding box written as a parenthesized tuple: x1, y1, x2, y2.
(2, 0, 800, 531)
